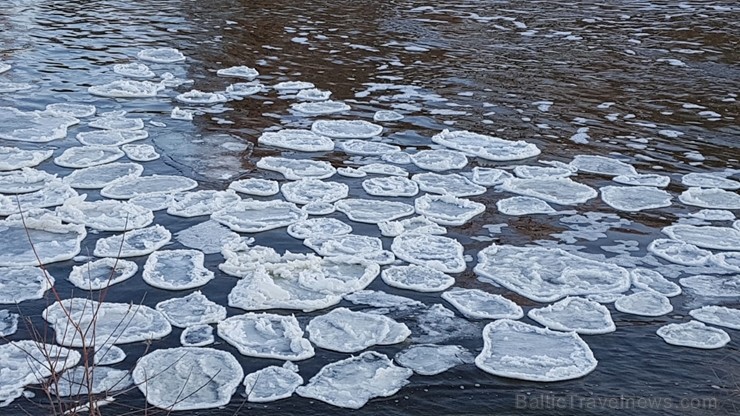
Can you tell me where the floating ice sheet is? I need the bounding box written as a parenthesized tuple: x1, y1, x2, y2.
(101, 174, 198, 199)
(68, 258, 137, 290)
(89, 115, 144, 131)
(679, 275, 740, 298)
(307, 307, 410, 352)
(382, 151, 412, 164)
(58, 195, 154, 231)
(175, 89, 227, 104)
(292, 100, 351, 115)
(0, 147, 53, 171)
(395, 344, 474, 376)
(0, 182, 77, 215)
(217, 65, 259, 79)
(274, 81, 314, 91)
(93, 225, 171, 257)
(94, 345, 125, 365)
(0, 168, 57, 194)
(613, 173, 670, 187)
(113, 62, 155, 78)
(714, 252, 740, 272)
(413, 173, 486, 197)
(471, 167, 513, 186)
(412, 303, 480, 343)
(45, 103, 96, 118)
(0, 107, 78, 143)
(243, 363, 303, 403)
(218, 313, 314, 360)
(129, 193, 172, 211)
(337, 140, 400, 155)
(431, 129, 540, 161)
(0, 266, 54, 303)
(77, 130, 147, 146)
(212, 200, 307, 232)
(167, 190, 241, 217)
(296, 88, 331, 101)
(681, 173, 740, 190)
(656, 321, 730, 349)
(514, 165, 573, 179)
(410, 149, 468, 171)
(286, 218, 352, 239)
(391, 233, 465, 273)
(335, 198, 414, 223)
(497, 196, 556, 215)
(281, 179, 348, 205)
(648, 239, 712, 266)
(180, 324, 214, 347)
(88, 80, 163, 98)
(155, 291, 226, 328)
(476, 319, 597, 382)
(570, 155, 637, 176)
(382, 264, 455, 292)
(662, 224, 740, 250)
(136, 47, 186, 63)
(0, 218, 86, 266)
(528, 297, 615, 334)
(502, 177, 597, 205)
(414, 194, 485, 226)
(344, 289, 423, 309)
(679, 187, 740, 210)
(614, 291, 673, 316)
(305, 234, 394, 264)
(122, 143, 160, 161)
(689, 306, 740, 330)
(378, 216, 446, 237)
(362, 176, 418, 197)
(54, 146, 125, 168)
(441, 287, 523, 320)
(258, 129, 334, 152)
(311, 120, 383, 139)
(53, 366, 132, 397)
(600, 185, 672, 212)
(358, 163, 409, 176)
(63, 163, 143, 189)
(175, 220, 239, 254)
(631, 268, 681, 297)
(229, 178, 279, 196)
(143, 249, 213, 290)
(256, 156, 336, 180)
(374, 110, 404, 121)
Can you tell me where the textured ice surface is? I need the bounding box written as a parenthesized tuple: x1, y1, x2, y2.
(296, 88, 331, 101)
(53, 366, 132, 397)
(648, 239, 712, 266)
(570, 155, 637, 176)
(359, 163, 409, 176)
(54, 146, 124, 168)
(502, 177, 597, 205)
(614, 291, 673, 316)
(256, 156, 336, 180)
(337, 140, 400, 155)
(68, 258, 137, 290)
(411, 304, 480, 343)
(218, 313, 314, 360)
(714, 252, 740, 272)
(58, 195, 154, 231)
(175, 220, 239, 254)
(217, 65, 259, 79)
(229, 178, 279, 196)
(689, 306, 740, 330)
(175, 89, 227, 104)
(497, 196, 556, 215)
(78, 129, 147, 146)
(0, 147, 53, 171)
(113, 62, 155, 78)
(274, 81, 314, 90)
(475, 244, 631, 302)
(414, 194, 485, 226)
(0, 168, 56, 193)
(679, 275, 740, 298)
(613, 173, 670, 187)
(89, 115, 144, 131)
(167, 190, 241, 217)
(0, 310, 18, 337)
(180, 324, 215, 347)
(600, 185, 672, 212)
(378, 216, 446, 237)
(528, 297, 615, 334)
(307, 307, 410, 352)
(413, 173, 486, 197)
(0, 266, 54, 303)
(441, 287, 523, 320)
(410, 149, 468, 171)
(335, 198, 414, 223)
(303, 201, 335, 215)
(101, 175, 198, 199)
(337, 167, 367, 177)
(431, 129, 540, 161)
(170, 106, 194, 120)
(382, 151, 412, 164)
(679, 187, 740, 209)
(94, 345, 126, 365)
(395, 344, 474, 376)
(382, 264, 455, 292)
(129, 193, 173, 211)
(0, 107, 78, 143)
(143, 249, 214, 290)
(63, 162, 143, 189)
(258, 129, 334, 152)
(391, 233, 465, 273)
(213, 200, 307, 232)
(0, 218, 86, 266)
(513, 164, 574, 179)
(155, 291, 226, 328)
(471, 167, 513, 186)
(93, 225, 171, 257)
(311, 120, 383, 139)
(656, 321, 730, 349)
(631, 268, 681, 297)
(44, 298, 171, 347)
(662, 224, 740, 250)
(133, 347, 242, 411)
(681, 172, 740, 190)
(344, 289, 423, 309)
(46, 103, 96, 118)
(292, 100, 351, 115)
(281, 179, 348, 205)
(476, 320, 597, 382)
(121, 143, 160, 161)
(0, 182, 77, 215)
(305, 234, 394, 264)
(243, 363, 303, 403)
(286, 218, 352, 239)
(88, 80, 163, 98)
(374, 110, 404, 121)
(690, 209, 735, 221)
(362, 176, 418, 197)
(136, 47, 186, 63)
(0, 62, 9, 74)
(296, 351, 412, 409)
(225, 82, 262, 97)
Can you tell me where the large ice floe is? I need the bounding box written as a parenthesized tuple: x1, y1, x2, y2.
(0, 217, 86, 266)
(569, 154, 637, 176)
(63, 162, 143, 189)
(43, 298, 172, 347)
(382, 264, 455, 292)
(656, 321, 730, 349)
(222, 240, 379, 311)
(54, 146, 125, 168)
(281, 179, 348, 204)
(57, 195, 154, 231)
(0, 146, 53, 171)
(528, 297, 615, 334)
(175, 220, 240, 254)
(614, 291, 673, 316)
(475, 319, 597, 382)
(256, 156, 336, 180)
(67, 258, 138, 290)
(217, 65, 259, 79)
(410, 149, 468, 171)
(395, 344, 474, 376)
(337, 140, 400, 155)
(412, 173, 486, 197)
(286, 218, 353, 239)
(689, 306, 740, 330)
(76, 129, 147, 146)
(662, 224, 740, 250)
(630, 268, 681, 297)
(599, 185, 672, 212)
(292, 100, 351, 115)
(212, 200, 307, 232)
(497, 196, 556, 215)
(391, 233, 465, 273)
(378, 216, 447, 237)
(155, 291, 226, 328)
(414, 194, 485, 226)
(132, 347, 242, 411)
(501, 177, 598, 205)
(441, 288, 523, 320)
(136, 47, 186, 63)
(335, 198, 414, 223)
(678, 187, 740, 209)
(681, 172, 740, 190)
(218, 313, 315, 360)
(143, 250, 213, 290)
(93, 225, 171, 257)
(167, 190, 241, 217)
(229, 178, 280, 196)
(304, 234, 394, 264)
(362, 176, 419, 197)
(647, 239, 712, 266)
(52, 366, 132, 397)
(100, 174, 198, 199)
(243, 363, 303, 403)
(0, 266, 54, 303)
(311, 120, 383, 139)
(0, 107, 78, 143)
(306, 307, 410, 352)
(296, 351, 412, 409)
(475, 244, 631, 302)
(88, 80, 163, 98)
(258, 129, 334, 152)
(431, 129, 540, 161)
(679, 275, 740, 298)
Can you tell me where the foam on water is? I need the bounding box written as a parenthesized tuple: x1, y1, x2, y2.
(218, 313, 315, 360)
(441, 287, 523, 320)
(656, 321, 730, 349)
(431, 129, 540, 161)
(155, 291, 226, 328)
(93, 225, 171, 257)
(68, 258, 138, 290)
(143, 249, 214, 290)
(307, 307, 410, 352)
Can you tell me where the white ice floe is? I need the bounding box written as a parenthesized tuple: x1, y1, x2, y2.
(136, 47, 186, 63)
(679, 275, 740, 298)
(410, 149, 468, 171)
(113, 62, 155, 78)
(229, 178, 279, 196)
(94, 345, 126, 365)
(295, 351, 412, 409)
(528, 297, 615, 334)
(662, 224, 740, 250)
(613, 173, 670, 187)
(391, 233, 465, 273)
(93, 225, 171, 257)
(414, 194, 485, 226)
(374, 110, 404, 122)
(714, 252, 740, 272)
(569, 154, 637, 176)
(395, 344, 473, 376)
(614, 291, 673, 316)
(382, 264, 455, 292)
(57, 195, 153, 231)
(256, 156, 336, 180)
(161, 72, 193, 87)
(54, 146, 125, 168)
(0, 107, 78, 143)
(167, 190, 241, 217)
(258, 129, 334, 152)
(305, 234, 394, 264)
(0, 310, 18, 337)
(175, 89, 228, 104)
(53, 366, 132, 397)
(302, 201, 335, 215)
(307, 307, 410, 352)
(0, 168, 57, 194)
(296, 88, 331, 101)
(170, 106, 194, 120)
(413, 173, 486, 197)
(502, 177, 597, 205)
(0, 181, 76, 215)
(362, 176, 418, 197)
(681, 172, 740, 190)
(471, 167, 513, 186)
(656, 321, 730, 349)
(600, 185, 672, 212)
(311, 120, 383, 139)
(45, 103, 96, 118)
(286, 218, 352, 239)
(337, 167, 367, 178)
(212, 200, 307, 232)
(175, 220, 239, 254)
(180, 325, 215, 347)
(475, 244, 631, 302)
(292, 100, 351, 115)
(76, 130, 147, 146)
(88, 80, 163, 98)
(679, 187, 740, 210)
(133, 347, 242, 411)
(358, 163, 408, 176)
(0, 217, 86, 266)
(143, 250, 214, 290)
(0, 266, 54, 303)
(497, 196, 556, 215)
(155, 291, 226, 328)
(631, 268, 681, 297)
(336, 140, 400, 155)
(648, 239, 712, 266)
(382, 151, 412, 164)
(378, 216, 446, 237)
(431, 129, 540, 161)
(0, 147, 53, 171)
(281, 179, 348, 205)
(690, 209, 735, 221)
(689, 306, 740, 330)
(101, 174, 198, 199)
(128, 194, 172, 211)
(344, 289, 423, 309)
(217, 65, 259, 79)
(225, 82, 263, 97)
(68, 258, 138, 290)
(243, 363, 303, 403)
(441, 287, 523, 320)
(122, 143, 160, 161)
(274, 81, 315, 91)
(43, 298, 171, 347)
(218, 313, 315, 360)
(475, 319, 597, 382)
(335, 198, 414, 223)
(89, 115, 144, 131)
(513, 165, 573, 179)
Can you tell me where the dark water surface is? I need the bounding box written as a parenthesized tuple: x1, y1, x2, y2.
(1, 0, 739, 415)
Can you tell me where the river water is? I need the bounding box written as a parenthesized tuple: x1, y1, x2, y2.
(1, 0, 739, 415)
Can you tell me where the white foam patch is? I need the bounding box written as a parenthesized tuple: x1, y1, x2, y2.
(175, 89, 227, 104)
(212, 200, 307, 232)
(681, 173, 740, 190)
(63, 162, 143, 189)
(662, 224, 740, 250)
(175, 220, 239, 254)
(217, 65, 259, 79)
(122, 143, 160, 161)
(502, 177, 597, 205)
(358, 163, 408, 176)
(113, 62, 155, 78)
(286, 218, 352, 239)
(679, 275, 740, 298)
(343, 289, 423, 309)
(689, 306, 740, 330)
(281, 179, 348, 205)
(58, 195, 154, 231)
(441, 287, 523, 320)
(143, 249, 214, 290)
(229, 178, 279, 196)
(307, 307, 410, 353)
(137, 47, 186, 63)
(101, 174, 198, 199)
(296, 88, 331, 101)
(45, 103, 96, 118)
(374, 110, 404, 122)
(243, 363, 303, 403)
(53, 366, 132, 397)
(378, 216, 446, 237)
(528, 297, 615, 334)
(475, 319, 597, 382)
(68, 258, 138, 290)
(0, 107, 78, 143)
(256, 156, 336, 180)
(569, 155, 637, 176)
(94, 344, 126, 365)
(133, 347, 242, 411)
(614, 291, 673, 316)
(600, 185, 672, 212)
(0, 168, 57, 194)
(656, 321, 730, 349)
(613, 173, 670, 187)
(311, 120, 383, 139)
(647, 239, 712, 266)
(0, 217, 86, 266)
(335, 198, 414, 224)
(167, 190, 241, 217)
(631, 268, 681, 297)
(0, 310, 18, 337)
(382, 264, 455, 292)
(93, 225, 171, 257)
(362, 176, 418, 197)
(296, 351, 412, 409)
(258, 129, 334, 152)
(0, 266, 55, 303)
(412, 173, 486, 197)
(391, 233, 465, 273)
(513, 165, 573, 179)
(180, 324, 215, 347)
(0, 147, 53, 171)
(292, 100, 351, 115)
(305, 234, 394, 264)
(679, 187, 740, 210)
(410, 149, 468, 171)
(274, 81, 314, 91)
(88, 80, 163, 98)
(155, 291, 226, 328)
(337, 140, 400, 155)
(395, 344, 473, 376)
(497, 196, 556, 215)
(471, 167, 513, 186)
(414, 194, 485, 226)
(218, 313, 314, 360)
(0, 182, 77, 215)
(431, 129, 540, 161)
(54, 146, 125, 168)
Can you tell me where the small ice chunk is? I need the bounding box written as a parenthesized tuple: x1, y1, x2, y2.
(217, 65, 259, 79)
(93, 225, 171, 257)
(296, 88, 331, 101)
(180, 324, 215, 347)
(170, 106, 194, 120)
(690, 209, 735, 221)
(93, 345, 126, 365)
(410, 149, 468, 171)
(441, 287, 523, 320)
(243, 364, 303, 403)
(100, 174, 198, 199)
(307, 307, 410, 352)
(156, 291, 226, 328)
(335, 198, 414, 223)
(229, 178, 279, 196)
(113, 62, 155, 78)
(614, 291, 673, 316)
(395, 344, 474, 376)
(528, 297, 615, 334)
(471, 167, 513, 186)
(362, 176, 418, 197)
(77, 130, 147, 146)
(613, 173, 670, 187)
(0, 107, 78, 143)
(358, 163, 408, 177)
(45, 103, 96, 118)
(57, 195, 154, 231)
(88, 80, 163, 98)
(122, 143, 160, 161)
(502, 177, 598, 205)
(662, 224, 740, 250)
(413, 173, 486, 197)
(679, 187, 740, 210)
(570, 155, 637, 176)
(167, 190, 241, 217)
(53, 366, 132, 397)
(631, 268, 681, 297)
(0, 218, 86, 266)
(689, 306, 740, 330)
(378, 216, 446, 237)
(281, 179, 348, 205)
(256, 156, 336, 180)
(54, 146, 125, 168)
(497, 196, 556, 215)
(304, 234, 394, 264)
(286, 218, 352, 239)
(373, 110, 404, 122)
(413, 303, 480, 343)
(337, 140, 400, 155)
(68, 258, 138, 290)
(431, 129, 540, 161)
(0, 310, 19, 337)
(273, 81, 315, 91)
(0, 63, 9, 74)
(391, 233, 465, 273)
(143, 249, 214, 290)
(311, 120, 383, 139)
(258, 129, 334, 152)
(414, 194, 485, 226)
(681, 173, 739, 190)
(344, 290, 423, 309)
(212, 200, 307, 232)
(218, 313, 315, 360)
(648, 239, 712, 266)
(136, 47, 186, 63)
(175, 89, 227, 104)
(0, 147, 53, 171)
(175, 220, 239, 254)
(656, 321, 730, 349)
(600, 185, 672, 212)
(679, 275, 740, 298)
(0, 266, 55, 303)
(292, 100, 351, 115)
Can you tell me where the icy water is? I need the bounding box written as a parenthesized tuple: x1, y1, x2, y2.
(1, 0, 739, 415)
